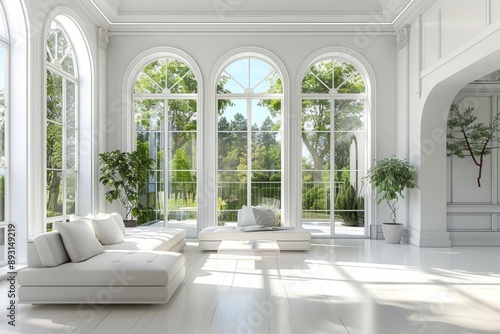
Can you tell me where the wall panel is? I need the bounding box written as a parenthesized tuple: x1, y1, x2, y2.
(440, 0, 487, 57)
(491, 0, 500, 23)
(447, 214, 492, 230)
(422, 8, 440, 69)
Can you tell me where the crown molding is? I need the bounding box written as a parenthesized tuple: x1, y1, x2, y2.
(107, 22, 396, 35)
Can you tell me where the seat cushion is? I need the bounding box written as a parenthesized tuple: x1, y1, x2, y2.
(102, 228, 186, 251)
(18, 250, 185, 287)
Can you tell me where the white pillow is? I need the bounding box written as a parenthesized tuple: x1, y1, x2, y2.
(33, 231, 70, 267)
(69, 213, 96, 236)
(252, 207, 276, 227)
(237, 205, 257, 227)
(91, 215, 124, 245)
(55, 220, 103, 262)
(96, 212, 127, 233)
(110, 212, 126, 233)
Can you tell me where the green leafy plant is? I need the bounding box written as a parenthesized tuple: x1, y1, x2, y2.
(447, 103, 500, 187)
(335, 179, 364, 227)
(363, 157, 418, 224)
(98, 149, 155, 221)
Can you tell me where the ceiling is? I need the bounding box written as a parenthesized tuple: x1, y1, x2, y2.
(82, 0, 421, 32)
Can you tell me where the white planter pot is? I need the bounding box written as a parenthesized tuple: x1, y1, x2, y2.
(382, 223, 404, 244)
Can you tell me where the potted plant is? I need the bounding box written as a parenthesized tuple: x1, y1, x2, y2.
(363, 156, 418, 243)
(98, 147, 155, 225)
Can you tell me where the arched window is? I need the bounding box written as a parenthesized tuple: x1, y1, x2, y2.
(216, 57, 283, 224)
(0, 2, 8, 265)
(45, 19, 78, 229)
(133, 58, 198, 236)
(301, 58, 367, 237)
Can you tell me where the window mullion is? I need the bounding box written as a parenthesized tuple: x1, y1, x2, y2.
(247, 98, 252, 206)
(330, 97, 336, 237)
(62, 78, 67, 219)
(167, 97, 173, 224)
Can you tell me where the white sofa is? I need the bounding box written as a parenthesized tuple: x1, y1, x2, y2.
(18, 215, 186, 304)
(198, 206, 311, 250)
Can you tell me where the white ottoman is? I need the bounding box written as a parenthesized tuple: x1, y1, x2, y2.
(198, 226, 311, 251)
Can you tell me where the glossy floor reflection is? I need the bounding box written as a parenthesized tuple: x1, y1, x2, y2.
(2, 239, 500, 333)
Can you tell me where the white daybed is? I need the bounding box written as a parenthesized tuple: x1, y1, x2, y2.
(18, 213, 186, 304)
(198, 206, 311, 250)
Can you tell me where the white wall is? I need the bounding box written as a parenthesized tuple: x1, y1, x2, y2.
(105, 33, 398, 230)
(399, 0, 500, 246)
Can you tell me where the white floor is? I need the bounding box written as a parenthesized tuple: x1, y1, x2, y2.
(2, 239, 500, 334)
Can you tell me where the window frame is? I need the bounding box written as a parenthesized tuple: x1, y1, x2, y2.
(44, 20, 79, 231)
(300, 56, 369, 238)
(216, 56, 284, 224)
(132, 56, 199, 234)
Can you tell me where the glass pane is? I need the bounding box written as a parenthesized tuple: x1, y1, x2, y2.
(333, 59, 365, 93)
(302, 60, 332, 94)
(219, 100, 247, 131)
(301, 132, 330, 170)
(134, 59, 197, 94)
(168, 133, 196, 170)
(302, 180, 331, 215)
(334, 131, 366, 172)
(66, 171, 76, 215)
(46, 30, 56, 63)
(250, 177, 281, 208)
(218, 73, 244, 94)
(167, 60, 197, 94)
(252, 99, 280, 129)
(66, 81, 76, 128)
(135, 99, 164, 131)
(135, 60, 164, 94)
(250, 59, 274, 93)
(0, 168, 4, 222)
(301, 59, 366, 94)
(217, 174, 247, 224)
(47, 71, 63, 123)
(46, 122, 63, 169)
(60, 51, 75, 76)
(46, 170, 63, 217)
(56, 29, 68, 63)
(302, 99, 330, 131)
(168, 99, 197, 131)
(334, 99, 365, 131)
(251, 99, 281, 171)
(218, 132, 247, 170)
(66, 127, 76, 169)
(251, 131, 281, 171)
(145, 171, 164, 221)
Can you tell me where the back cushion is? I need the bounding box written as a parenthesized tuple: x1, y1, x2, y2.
(55, 220, 103, 262)
(252, 207, 277, 227)
(237, 205, 257, 227)
(110, 212, 126, 233)
(69, 213, 96, 236)
(91, 215, 124, 245)
(33, 231, 70, 267)
(96, 212, 127, 233)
